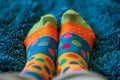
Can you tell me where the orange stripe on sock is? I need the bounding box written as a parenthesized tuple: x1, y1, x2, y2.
(24, 24, 58, 49)
(60, 22, 96, 50)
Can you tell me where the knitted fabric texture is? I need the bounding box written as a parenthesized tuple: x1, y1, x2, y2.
(0, 0, 120, 80)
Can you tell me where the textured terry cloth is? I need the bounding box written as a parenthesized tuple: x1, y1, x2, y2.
(0, 0, 120, 80)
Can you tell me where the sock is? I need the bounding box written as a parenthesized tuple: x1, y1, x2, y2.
(20, 14, 58, 80)
(57, 10, 96, 75)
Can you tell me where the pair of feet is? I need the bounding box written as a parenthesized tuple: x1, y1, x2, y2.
(27, 9, 93, 38)
(21, 10, 96, 80)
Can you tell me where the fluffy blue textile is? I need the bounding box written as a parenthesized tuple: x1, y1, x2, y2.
(0, 0, 120, 79)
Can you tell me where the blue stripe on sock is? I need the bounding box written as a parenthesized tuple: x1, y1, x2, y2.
(58, 33, 90, 64)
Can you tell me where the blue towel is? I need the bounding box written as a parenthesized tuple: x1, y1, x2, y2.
(0, 0, 120, 79)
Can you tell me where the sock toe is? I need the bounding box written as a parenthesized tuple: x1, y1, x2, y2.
(27, 14, 57, 36)
(62, 9, 93, 31)
(42, 14, 57, 26)
(62, 10, 79, 24)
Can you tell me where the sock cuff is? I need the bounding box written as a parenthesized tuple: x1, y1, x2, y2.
(60, 22, 96, 50)
(20, 72, 44, 80)
(24, 24, 58, 49)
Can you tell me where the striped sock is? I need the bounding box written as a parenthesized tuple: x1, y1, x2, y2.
(20, 14, 58, 80)
(57, 10, 96, 75)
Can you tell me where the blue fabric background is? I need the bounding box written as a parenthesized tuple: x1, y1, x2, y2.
(0, 0, 120, 80)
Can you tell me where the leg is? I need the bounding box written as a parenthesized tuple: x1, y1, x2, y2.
(57, 10, 96, 74)
(20, 15, 58, 80)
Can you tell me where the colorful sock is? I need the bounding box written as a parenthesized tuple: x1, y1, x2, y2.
(20, 14, 58, 80)
(57, 10, 96, 75)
